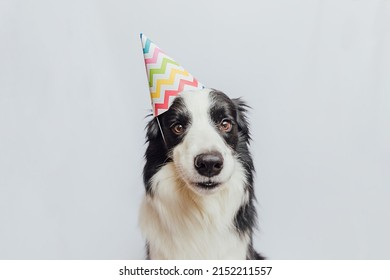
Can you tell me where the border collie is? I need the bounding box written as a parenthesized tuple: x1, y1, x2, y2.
(139, 88, 264, 260)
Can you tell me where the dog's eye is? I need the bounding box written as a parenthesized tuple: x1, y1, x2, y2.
(171, 123, 185, 135)
(219, 119, 232, 132)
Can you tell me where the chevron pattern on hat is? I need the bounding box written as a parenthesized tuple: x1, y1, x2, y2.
(140, 34, 204, 116)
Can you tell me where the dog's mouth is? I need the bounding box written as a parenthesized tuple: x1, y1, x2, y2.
(195, 181, 220, 189)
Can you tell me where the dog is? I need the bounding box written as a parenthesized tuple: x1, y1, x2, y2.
(139, 88, 264, 260)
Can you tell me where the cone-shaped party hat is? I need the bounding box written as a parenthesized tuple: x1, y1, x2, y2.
(140, 34, 204, 116)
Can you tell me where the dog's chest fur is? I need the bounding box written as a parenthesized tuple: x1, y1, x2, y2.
(139, 162, 250, 259)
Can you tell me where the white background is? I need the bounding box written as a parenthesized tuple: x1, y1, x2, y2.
(0, 0, 389, 259)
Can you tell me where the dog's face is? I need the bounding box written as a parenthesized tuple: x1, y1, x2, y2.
(146, 88, 250, 195)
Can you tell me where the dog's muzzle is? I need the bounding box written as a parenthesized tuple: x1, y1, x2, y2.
(194, 152, 223, 177)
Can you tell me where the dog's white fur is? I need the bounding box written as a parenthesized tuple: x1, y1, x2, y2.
(139, 89, 251, 259)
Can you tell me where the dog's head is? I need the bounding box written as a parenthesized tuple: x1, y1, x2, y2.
(144, 88, 252, 195)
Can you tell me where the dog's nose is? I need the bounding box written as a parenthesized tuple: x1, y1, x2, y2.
(194, 152, 224, 177)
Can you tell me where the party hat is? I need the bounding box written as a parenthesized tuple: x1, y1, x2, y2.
(140, 34, 204, 116)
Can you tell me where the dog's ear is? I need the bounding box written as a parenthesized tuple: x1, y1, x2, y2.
(232, 98, 251, 142)
(143, 115, 167, 195)
(145, 116, 161, 141)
